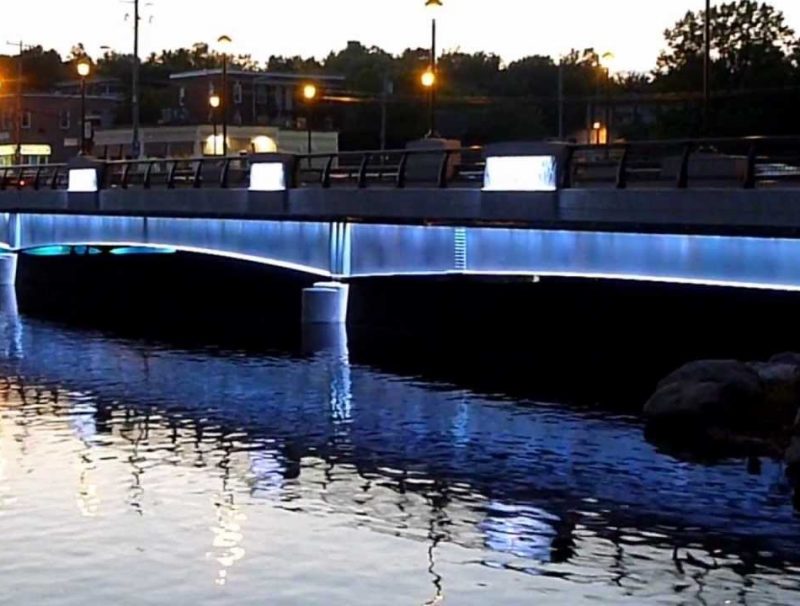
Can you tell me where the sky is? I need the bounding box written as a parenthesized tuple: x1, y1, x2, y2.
(3, 0, 800, 73)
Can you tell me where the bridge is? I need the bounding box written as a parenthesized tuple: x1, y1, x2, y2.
(1, 136, 800, 323)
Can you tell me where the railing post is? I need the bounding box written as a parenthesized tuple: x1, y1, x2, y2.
(560, 146, 574, 189)
(0, 168, 7, 191)
(166, 160, 177, 189)
(143, 161, 154, 189)
(615, 145, 629, 189)
(677, 143, 692, 189)
(220, 158, 231, 189)
(322, 155, 334, 188)
(192, 158, 203, 189)
(357, 153, 370, 189)
(437, 150, 451, 188)
(50, 166, 60, 190)
(396, 152, 408, 189)
(120, 162, 131, 189)
(33, 166, 42, 190)
(15, 168, 24, 190)
(743, 142, 757, 189)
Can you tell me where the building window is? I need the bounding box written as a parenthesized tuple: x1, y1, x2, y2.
(21, 111, 32, 129)
(233, 81, 242, 105)
(59, 109, 71, 130)
(179, 86, 186, 107)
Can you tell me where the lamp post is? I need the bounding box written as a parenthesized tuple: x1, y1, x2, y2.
(209, 93, 221, 156)
(302, 83, 317, 168)
(424, 0, 442, 138)
(217, 35, 232, 156)
(77, 60, 91, 155)
(599, 52, 615, 144)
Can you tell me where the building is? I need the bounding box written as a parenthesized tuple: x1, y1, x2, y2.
(95, 124, 338, 160)
(165, 69, 345, 128)
(0, 85, 122, 165)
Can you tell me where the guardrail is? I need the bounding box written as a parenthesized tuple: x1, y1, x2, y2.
(2, 136, 800, 192)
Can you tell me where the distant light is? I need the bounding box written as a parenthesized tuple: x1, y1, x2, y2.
(483, 156, 557, 192)
(204, 134, 226, 156)
(593, 121, 602, 130)
(421, 70, 436, 88)
(209, 94, 221, 109)
(217, 35, 233, 51)
(68, 168, 98, 192)
(251, 135, 277, 153)
(249, 162, 286, 192)
(599, 51, 616, 72)
(76, 61, 91, 78)
(303, 83, 318, 101)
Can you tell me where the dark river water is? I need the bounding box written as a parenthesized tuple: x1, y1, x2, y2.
(1, 284, 800, 605)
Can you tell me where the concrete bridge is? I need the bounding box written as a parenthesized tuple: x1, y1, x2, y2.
(1, 137, 800, 322)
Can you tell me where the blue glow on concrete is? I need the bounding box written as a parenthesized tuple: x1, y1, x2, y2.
(13, 215, 800, 290)
(24, 245, 73, 257)
(109, 246, 177, 256)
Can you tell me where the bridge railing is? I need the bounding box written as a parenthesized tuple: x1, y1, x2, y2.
(2, 136, 800, 192)
(294, 146, 486, 189)
(564, 136, 800, 189)
(101, 157, 251, 190)
(0, 163, 69, 191)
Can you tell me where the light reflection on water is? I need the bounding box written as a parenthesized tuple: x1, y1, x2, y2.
(0, 299, 798, 604)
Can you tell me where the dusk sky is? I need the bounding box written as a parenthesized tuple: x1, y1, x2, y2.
(3, 0, 800, 73)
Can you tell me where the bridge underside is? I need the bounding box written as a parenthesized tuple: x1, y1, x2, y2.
(2, 213, 800, 291)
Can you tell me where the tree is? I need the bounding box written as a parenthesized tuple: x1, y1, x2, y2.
(654, 0, 799, 135)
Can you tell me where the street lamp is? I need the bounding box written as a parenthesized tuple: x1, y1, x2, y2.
(77, 60, 91, 155)
(599, 52, 615, 143)
(424, 0, 442, 138)
(209, 93, 221, 155)
(302, 83, 317, 168)
(217, 35, 232, 156)
(592, 121, 603, 145)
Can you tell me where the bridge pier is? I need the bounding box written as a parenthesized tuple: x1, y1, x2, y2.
(0, 254, 18, 287)
(302, 282, 349, 325)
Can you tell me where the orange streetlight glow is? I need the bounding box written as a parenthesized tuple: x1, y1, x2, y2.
(421, 70, 436, 88)
(303, 83, 318, 101)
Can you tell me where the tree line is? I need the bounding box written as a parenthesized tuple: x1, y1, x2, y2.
(1, 0, 799, 146)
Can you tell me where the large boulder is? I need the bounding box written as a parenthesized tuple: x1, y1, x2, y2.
(769, 352, 800, 367)
(748, 362, 800, 421)
(644, 360, 763, 430)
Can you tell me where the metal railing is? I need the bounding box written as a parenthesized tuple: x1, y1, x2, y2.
(2, 136, 800, 192)
(294, 146, 485, 189)
(563, 136, 800, 190)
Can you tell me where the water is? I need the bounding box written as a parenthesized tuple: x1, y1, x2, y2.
(0, 299, 799, 604)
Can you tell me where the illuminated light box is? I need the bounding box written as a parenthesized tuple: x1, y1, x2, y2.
(68, 168, 98, 193)
(249, 162, 286, 192)
(482, 155, 557, 192)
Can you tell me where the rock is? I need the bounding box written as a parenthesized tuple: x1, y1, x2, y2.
(747, 362, 800, 422)
(769, 352, 800, 367)
(786, 437, 800, 477)
(645, 360, 763, 429)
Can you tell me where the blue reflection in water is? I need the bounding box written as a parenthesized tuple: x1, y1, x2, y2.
(0, 298, 798, 600)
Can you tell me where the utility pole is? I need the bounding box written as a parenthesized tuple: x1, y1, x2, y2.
(557, 61, 564, 140)
(703, 0, 711, 134)
(5, 41, 24, 164)
(132, 0, 141, 158)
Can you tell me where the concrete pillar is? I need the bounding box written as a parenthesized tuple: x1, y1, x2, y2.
(302, 282, 349, 325)
(302, 323, 348, 357)
(0, 254, 18, 287)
